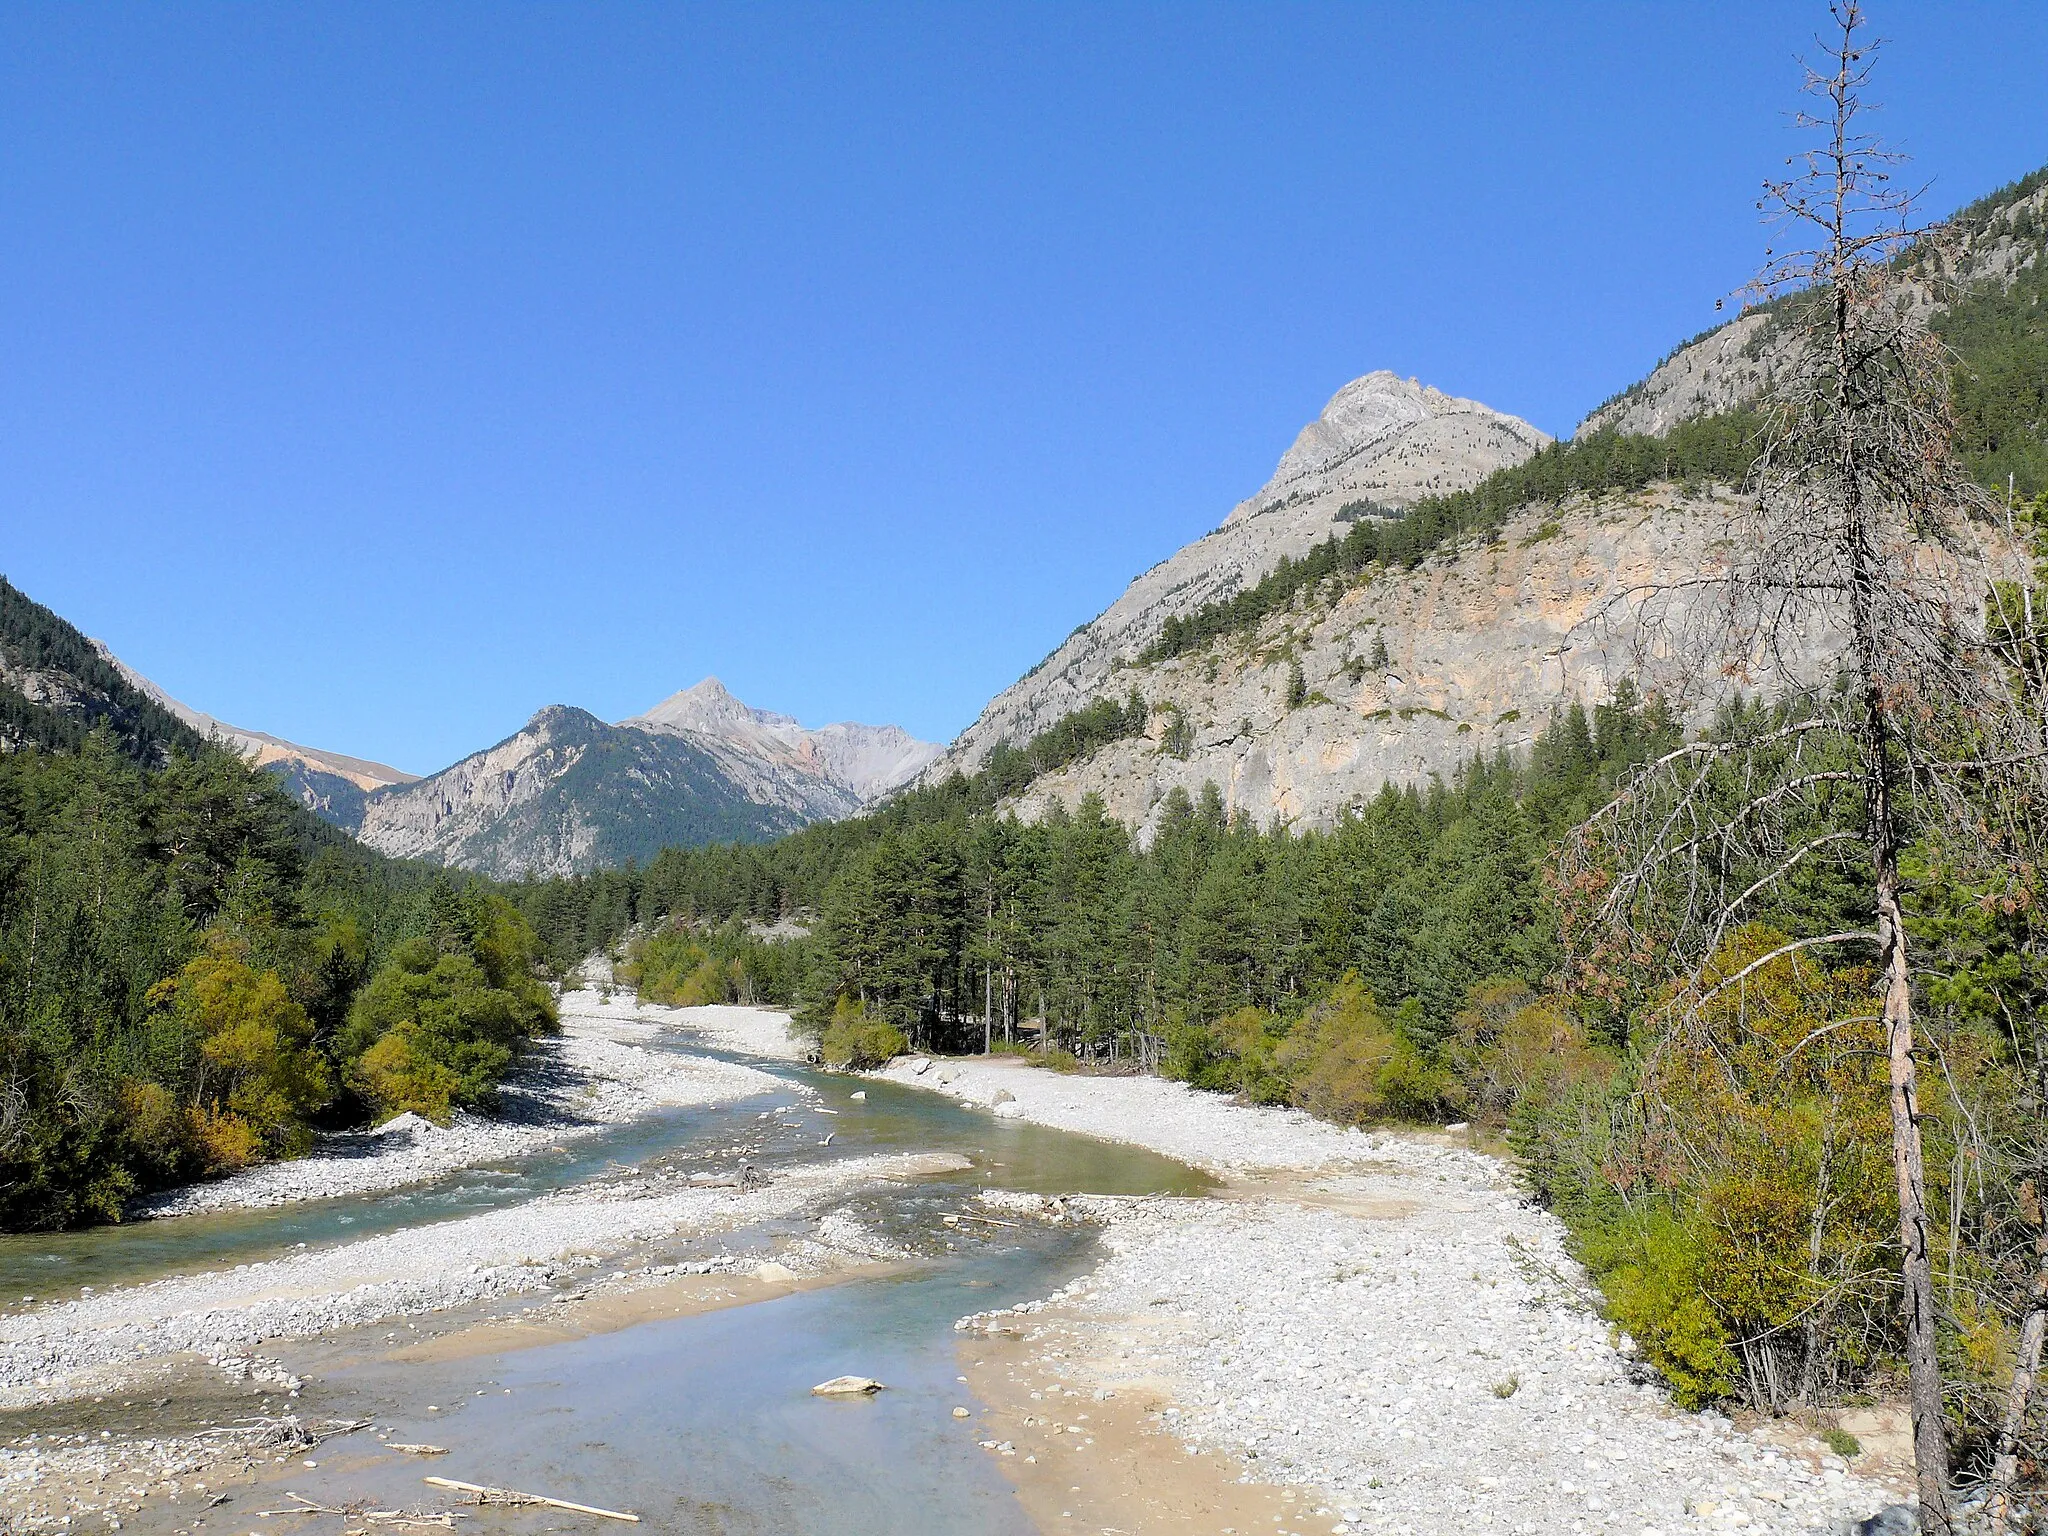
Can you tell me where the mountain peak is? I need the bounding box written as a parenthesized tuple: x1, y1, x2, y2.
(619, 679, 939, 805)
(931, 367, 1548, 779)
(626, 677, 798, 735)
(1231, 371, 1548, 523)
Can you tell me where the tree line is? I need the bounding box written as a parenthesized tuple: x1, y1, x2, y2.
(0, 730, 556, 1230)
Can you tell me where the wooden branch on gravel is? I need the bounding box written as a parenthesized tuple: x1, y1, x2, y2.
(424, 1476, 640, 1523)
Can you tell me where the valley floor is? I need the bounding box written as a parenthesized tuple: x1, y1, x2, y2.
(0, 1005, 1916, 1536)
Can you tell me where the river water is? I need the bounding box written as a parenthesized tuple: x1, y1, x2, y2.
(15, 1038, 1212, 1534)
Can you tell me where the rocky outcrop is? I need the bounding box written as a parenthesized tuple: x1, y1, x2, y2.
(1580, 174, 2048, 439)
(929, 372, 1549, 780)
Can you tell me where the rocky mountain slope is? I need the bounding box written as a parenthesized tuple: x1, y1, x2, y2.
(351, 681, 940, 877)
(350, 704, 816, 877)
(939, 166, 2048, 838)
(95, 645, 418, 824)
(1580, 169, 2047, 438)
(927, 372, 1550, 779)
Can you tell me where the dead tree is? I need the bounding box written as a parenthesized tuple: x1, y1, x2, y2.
(1555, 7, 2046, 1529)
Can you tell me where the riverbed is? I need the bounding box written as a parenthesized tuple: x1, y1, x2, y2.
(0, 998, 1211, 1532)
(1, 997, 1912, 1536)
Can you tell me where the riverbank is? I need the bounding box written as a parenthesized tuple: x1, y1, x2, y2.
(890, 1056, 1911, 1534)
(662, 999, 812, 1061)
(0, 1142, 962, 1531)
(135, 988, 784, 1218)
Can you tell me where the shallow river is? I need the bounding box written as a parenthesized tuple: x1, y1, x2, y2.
(13, 1038, 1212, 1534)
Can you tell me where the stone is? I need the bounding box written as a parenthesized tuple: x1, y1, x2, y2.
(991, 1089, 1016, 1106)
(755, 1262, 798, 1285)
(1853, 1507, 1919, 1536)
(849, 1091, 867, 1100)
(910, 1058, 933, 1076)
(993, 1102, 1025, 1119)
(811, 1376, 885, 1397)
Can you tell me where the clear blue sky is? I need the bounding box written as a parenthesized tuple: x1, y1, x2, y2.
(4, 4, 2043, 775)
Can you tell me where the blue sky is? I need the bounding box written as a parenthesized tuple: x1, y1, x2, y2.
(3, 4, 2044, 775)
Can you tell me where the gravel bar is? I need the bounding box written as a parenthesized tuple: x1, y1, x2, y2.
(4, 1150, 961, 1408)
(890, 1056, 1912, 1534)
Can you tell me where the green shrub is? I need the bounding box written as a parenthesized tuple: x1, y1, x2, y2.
(1576, 1208, 1740, 1408)
(1278, 973, 1453, 1124)
(819, 997, 908, 1070)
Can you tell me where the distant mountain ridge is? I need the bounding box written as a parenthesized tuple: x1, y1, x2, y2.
(350, 703, 817, 877)
(93, 643, 419, 825)
(347, 679, 940, 877)
(4, 569, 937, 878)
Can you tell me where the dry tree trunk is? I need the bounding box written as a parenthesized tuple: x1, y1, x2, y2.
(1880, 874, 1954, 1523)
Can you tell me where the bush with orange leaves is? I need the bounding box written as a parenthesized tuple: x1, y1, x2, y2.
(146, 936, 333, 1176)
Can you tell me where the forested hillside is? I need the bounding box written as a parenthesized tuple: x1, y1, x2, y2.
(0, 579, 558, 1230)
(1, 575, 213, 766)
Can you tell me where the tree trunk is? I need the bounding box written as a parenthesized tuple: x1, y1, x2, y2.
(1988, 1179, 2048, 1534)
(1879, 873, 1955, 1531)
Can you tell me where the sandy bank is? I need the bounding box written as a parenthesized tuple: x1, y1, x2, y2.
(660, 1000, 812, 1061)
(876, 1054, 1460, 1177)
(135, 988, 783, 1219)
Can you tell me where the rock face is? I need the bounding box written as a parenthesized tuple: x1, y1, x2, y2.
(929, 373, 1550, 779)
(1000, 486, 2011, 843)
(353, 681, 942, 877)
(1008, 489, 1753, 836)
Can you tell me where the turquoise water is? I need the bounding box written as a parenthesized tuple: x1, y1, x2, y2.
(0, 1045, 1205, 1305)
(190, 1199, 1105, 1534)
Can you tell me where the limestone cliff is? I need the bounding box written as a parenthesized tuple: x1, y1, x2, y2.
(1008, 489, 1744, 836)
(930, 372, 1549, 780)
